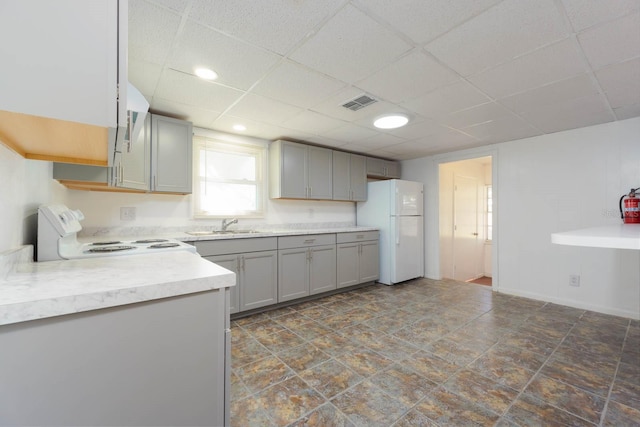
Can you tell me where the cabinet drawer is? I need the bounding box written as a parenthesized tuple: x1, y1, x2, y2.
(336, 231, 379, 243)
(195, 237, 277, 256)
(277, 233, 336, 249)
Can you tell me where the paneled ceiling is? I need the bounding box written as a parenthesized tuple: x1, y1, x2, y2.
(129, 0, 640, 160)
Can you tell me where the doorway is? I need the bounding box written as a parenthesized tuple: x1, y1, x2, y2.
(439, 157, 493, 285)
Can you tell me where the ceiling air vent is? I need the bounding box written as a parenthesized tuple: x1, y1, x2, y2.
(341, 94, 377, 111)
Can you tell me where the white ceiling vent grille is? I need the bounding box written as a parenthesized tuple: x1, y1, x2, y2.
(341, 94, 377, 111)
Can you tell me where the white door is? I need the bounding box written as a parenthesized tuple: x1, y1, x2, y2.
(390, 216, 424, 283)
(453, 175, 480, 281)
(393, 180, 423, 216)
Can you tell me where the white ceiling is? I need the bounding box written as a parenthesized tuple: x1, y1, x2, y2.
(128, 0, 640, 160)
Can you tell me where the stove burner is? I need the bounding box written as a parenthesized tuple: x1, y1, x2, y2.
(132, 239, 169, 244)
(86, 245, 135, 253)
(91, 241, 123, 246)
(148, 243, 180, 249)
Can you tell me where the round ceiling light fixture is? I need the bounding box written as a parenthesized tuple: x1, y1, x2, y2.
(194, 67, 218, 80)
(233, 124, 247, 131)
(373, 114, 409, 129)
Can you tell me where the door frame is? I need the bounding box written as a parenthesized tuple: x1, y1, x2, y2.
(426, 147, 498, 290)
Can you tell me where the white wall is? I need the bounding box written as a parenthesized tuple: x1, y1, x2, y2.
(0, 144, 52, 253)
(403, 117, 640, 319)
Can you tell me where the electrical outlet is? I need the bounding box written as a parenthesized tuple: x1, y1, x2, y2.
(120, 207, 136, 221)
(569, 274, 580, 287)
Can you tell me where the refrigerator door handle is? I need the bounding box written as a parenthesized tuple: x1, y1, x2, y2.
(396, 218, 400, 245)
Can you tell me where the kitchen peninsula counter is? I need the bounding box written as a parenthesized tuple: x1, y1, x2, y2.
(0, 246, 235, 326)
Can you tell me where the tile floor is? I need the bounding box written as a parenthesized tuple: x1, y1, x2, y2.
(230, 278, 640, 427)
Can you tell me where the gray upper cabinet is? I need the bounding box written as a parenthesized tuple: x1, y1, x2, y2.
(270, 140, 333, 200)
(366, 157, 401, 179)
(332, 151, 366, 201)
(151, 115, 193, 194)
(118, 113, 151, 191)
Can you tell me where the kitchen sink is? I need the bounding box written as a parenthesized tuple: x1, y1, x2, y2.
(185, 230, 262, 236)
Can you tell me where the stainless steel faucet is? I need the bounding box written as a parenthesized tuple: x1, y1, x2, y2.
(221, 218, 238, 231)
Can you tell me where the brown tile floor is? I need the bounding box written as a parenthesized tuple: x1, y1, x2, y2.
(230, 278, 640, 427)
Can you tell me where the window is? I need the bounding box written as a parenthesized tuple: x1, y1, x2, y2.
(486, 185, 493, 241)
(193, 136, 266, 218)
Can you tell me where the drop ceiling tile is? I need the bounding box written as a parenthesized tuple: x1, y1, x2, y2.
(189, 0, 345, 55)
(211, 114, 297, 141)
(499, 74, 599, 113)
(155, 70, 245, 112)
(336, 142, 378, 155)
(224, 93, 304, 125)
(595, 58, 640, 94)
(386, 119, 452, 140)
(560, 0, 639, 32)
(604, 87, 640, 109)
(129, 1, 181, 65)
(442, 102, 515, 129)
(355, 0, 503, 44)
(408, 130, 481, 150)
(468, 38, 589, 99)
(613, 103, 640, 120)
(461, 115, 542, 142)
(281, 111, 346, 134)
(128, 59, 162, 99)
(169, 21, 281, 91)
(252, 61, 346, 109)
(578, 12, 640, 69)
(310, 87, 400, 122)
(290, 5, 412, 83)
(425, 0, 569, 76)
(520, 94, 615, 133)
(151, 99, 220, 129)
(401, 80, 492, 118)
(356, 133, 408, 149)
(355, 49, 460, 103)
(147, 0, 190, 13)
(300, 136, 349, 149)
(324, 123, 379, 142)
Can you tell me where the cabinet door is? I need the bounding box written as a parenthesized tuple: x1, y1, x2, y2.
(359, 240, 380, 283)
(309, 244, 336, 295)
(366, 157, 386, 177)
(350, 154, 367, 201)
(152, 115, 193, 194)
(385, 161, 401, 179)
(241, 250, 278, 311)
(332, 151, 351, 201)
(119, 113, 151, 191)
(278, 248, 309, 302)
(281, 142, 308, 198)
(307, 146, 333, 199)
(205, 254, 240, 314)
(336, 243, 360, 288)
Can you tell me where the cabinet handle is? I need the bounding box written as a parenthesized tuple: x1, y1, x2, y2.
(241, 256, 245, 271)
(308, 186, 312, 198)
(153, 175, 157, 191)
(119, 164, 124, 185)
(356, 234, 364, 239)
(303, 239, 315, 244)
(309, 249, 313, 261)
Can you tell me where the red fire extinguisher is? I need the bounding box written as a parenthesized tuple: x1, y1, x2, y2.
(619, 187, 640, 224)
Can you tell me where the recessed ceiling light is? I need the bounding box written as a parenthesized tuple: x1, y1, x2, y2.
(233, 124, 246, 131)
(194, 67, 218, 80)
(374, 114, 409, 129)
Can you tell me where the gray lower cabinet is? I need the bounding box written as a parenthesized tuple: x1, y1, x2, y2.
(0, 290, 228, 427)
(337, 231, 380, 288)
(278, 234, 337, 302)
(196, 238, 278, 313)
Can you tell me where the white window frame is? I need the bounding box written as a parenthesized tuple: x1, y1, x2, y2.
(192, 135, 267, 218)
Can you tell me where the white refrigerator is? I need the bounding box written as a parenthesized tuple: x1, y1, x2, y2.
(357, 179, 424, 285)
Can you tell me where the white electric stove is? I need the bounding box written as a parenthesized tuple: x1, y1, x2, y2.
(37, 204, 197, 262)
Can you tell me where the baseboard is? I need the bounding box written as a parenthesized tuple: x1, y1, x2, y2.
(497, 286, 640, 320)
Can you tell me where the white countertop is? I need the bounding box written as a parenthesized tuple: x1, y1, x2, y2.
(0, 249, 235, 326)
(551, 224, 640, 250)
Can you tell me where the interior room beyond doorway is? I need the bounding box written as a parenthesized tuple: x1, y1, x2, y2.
(439, 156, 493, 285)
